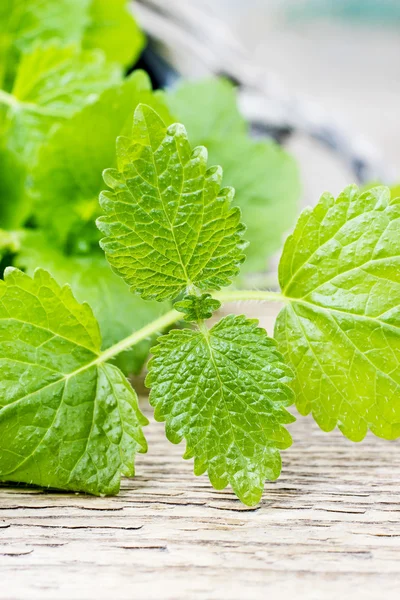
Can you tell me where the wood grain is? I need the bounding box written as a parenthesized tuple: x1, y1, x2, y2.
(0, 304, 400, 599)
(1, 400, 400, 599)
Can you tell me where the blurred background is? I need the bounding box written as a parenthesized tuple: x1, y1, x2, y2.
(134, 0, 400, 202)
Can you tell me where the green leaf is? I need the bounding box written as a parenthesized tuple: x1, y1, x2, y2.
(83, 0, 145, 67)
(0, 144, 29, 228)
(167, 78, 248, 143)
(98, 104, 246, 301)
(32, 71, 172, 248)
(15, 231, 166, 376)
(275, 185, 400, 441)
(0, 0, 91, 89)
(167, 78, 301, 272)
(0, 41, 121, 162)
(390, 184, 400, 199)
(0, 267, 147, 494)
(174, 293, 221, 322)
(147, 315, 294, 505)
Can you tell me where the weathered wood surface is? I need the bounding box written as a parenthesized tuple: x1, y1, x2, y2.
(1, 297, 400, 600)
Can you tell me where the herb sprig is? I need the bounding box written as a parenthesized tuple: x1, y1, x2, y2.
(0, 1, 398, 505)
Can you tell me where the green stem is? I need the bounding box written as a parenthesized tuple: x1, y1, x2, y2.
(0, 89, 66, 118)
(95, 308, 181, 366)
(95, 289, 286, 364)
(215, 290, 287, 303)
(0, 88, 17, 108)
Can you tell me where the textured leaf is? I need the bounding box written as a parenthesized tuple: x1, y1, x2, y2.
(98, 104, 246, 301)
(147, 315, 294, 505)
(15, 231, 166, 376)
(0, 0, 90, 89)
(83, 0, 145, 67)
(167, 78, 301, 272)
(0, 268, 147, 494)
(0, 41, 121, 162)
(174, 293, 221, 323)
(32, 71, 172, 248)
(275, 185, 400, 441)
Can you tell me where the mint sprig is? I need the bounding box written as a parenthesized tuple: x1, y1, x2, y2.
(1, 1, 398, 506)
(2, 103, 400, 504)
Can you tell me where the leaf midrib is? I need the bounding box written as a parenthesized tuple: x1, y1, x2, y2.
(0, 88, 71, 119)
(141, 109, 191, 288)
(0, 316, 99, 353)
(282, 197, 393, 295)
(284, 255, 398, 299)
(288, 297, 400, 333)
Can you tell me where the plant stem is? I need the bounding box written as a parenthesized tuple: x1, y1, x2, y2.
(96, 289, 286, 364)
(0, 89, 66, 117)
(95, 308, 182, 365)
(215, 290, 287, 303)
(0, 89, 18, 108)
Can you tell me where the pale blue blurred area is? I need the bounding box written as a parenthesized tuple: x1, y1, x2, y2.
(285, 0, 400, 23)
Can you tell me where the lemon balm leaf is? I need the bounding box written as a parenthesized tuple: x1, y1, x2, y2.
(174, 293, 221, 323)
(275, 185, 400, 441)
(0, 268, 147, 495)
(147, 315, 294, 506)
(97, 104, 247, 301)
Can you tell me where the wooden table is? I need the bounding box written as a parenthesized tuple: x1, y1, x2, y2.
(1, 396, 399, 600)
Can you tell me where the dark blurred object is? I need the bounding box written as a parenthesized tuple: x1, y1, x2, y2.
(132, 0, 394, 185)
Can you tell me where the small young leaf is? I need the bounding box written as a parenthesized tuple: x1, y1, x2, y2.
(147, 315, 294, 505)
(174, 293, 221, 323)
(167, 78, 301, 272)
(275, 185, 400, 441)
(98, 104, 246, 301)
(0, 268, 147, 495)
